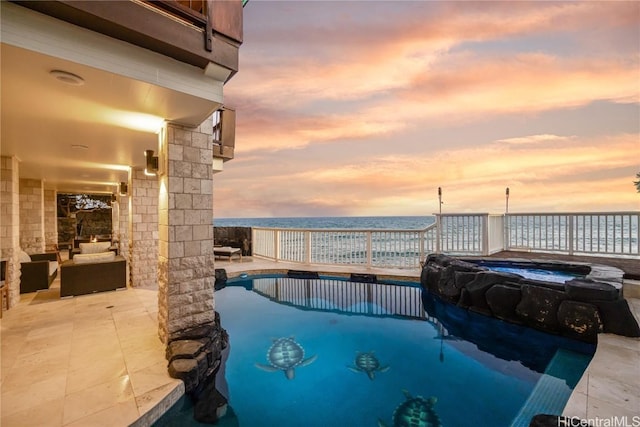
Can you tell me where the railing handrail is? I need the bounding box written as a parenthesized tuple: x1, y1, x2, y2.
(506, 211, 640, 216)
(252, 225, 436, 233)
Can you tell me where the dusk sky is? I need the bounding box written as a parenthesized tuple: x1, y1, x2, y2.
(214, 1, 640, 218)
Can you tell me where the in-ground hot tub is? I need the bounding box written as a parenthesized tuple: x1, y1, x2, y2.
(420, 254, 640, 342)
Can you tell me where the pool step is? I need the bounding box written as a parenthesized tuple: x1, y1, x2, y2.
(510, 348, 590, 427)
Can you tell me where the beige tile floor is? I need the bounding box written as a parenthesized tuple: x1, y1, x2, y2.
(1, 257, 638, 426)
(0, 278, 183, 427)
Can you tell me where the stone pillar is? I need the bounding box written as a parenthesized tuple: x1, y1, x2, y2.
(44, 189, 57, 250)
(158, 119, 215, 344)
(117, 193, 131, 286)
(1, 156, 21, 309)
(19, 178, 45, 254)
(130, 169, 158, 288)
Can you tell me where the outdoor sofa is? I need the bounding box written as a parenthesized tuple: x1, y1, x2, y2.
(20, 251, 58, 293)
(60, 247, 126, 297)
(214, 246, 242, 262)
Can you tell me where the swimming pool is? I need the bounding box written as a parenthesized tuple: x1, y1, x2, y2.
(155, 275, 594, 427)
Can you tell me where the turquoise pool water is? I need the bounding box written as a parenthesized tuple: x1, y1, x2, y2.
(155, 275, 594, 427)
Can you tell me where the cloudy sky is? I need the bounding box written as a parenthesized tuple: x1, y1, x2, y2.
(214, 1, 640, 218)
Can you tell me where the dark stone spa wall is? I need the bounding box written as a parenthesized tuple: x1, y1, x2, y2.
(420, 254, 640, 342)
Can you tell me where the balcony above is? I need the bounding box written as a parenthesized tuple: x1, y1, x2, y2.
(13, 0, 243, 80)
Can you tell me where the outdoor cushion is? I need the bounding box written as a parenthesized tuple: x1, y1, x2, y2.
(73, 251, 116, 264)
(18, 250, 31, 263)
(79, 241, 111, 254)
(49, 261, 58, 277)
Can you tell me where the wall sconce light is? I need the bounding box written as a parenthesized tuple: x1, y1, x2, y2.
(119, 182, 128, 196)
(144, 149, 159, 176)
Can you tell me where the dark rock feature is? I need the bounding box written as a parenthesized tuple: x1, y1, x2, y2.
(515, 285, 567, 332)
(194, 383, 229, 424)
(518, 277, 566, 292)
(420, 254, 637, 342)
(564, 278, 619, 302)
(592, 299, 640, 337)
(557, 301, 602, 341)
(422, 264, 444, 295)
(215, 268, 227, 290)
(485, 284, 522, 323)
(466, 271, 520, 312)
(213, 226, 252, 255)
(166, 312, 230, 424)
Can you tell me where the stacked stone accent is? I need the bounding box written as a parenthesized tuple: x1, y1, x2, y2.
(158, 121, 216, 344)
(131, 169, 159, 288)
(43, 189, 57, 251)
(1, 156, 21, 309)
(165, 314, 229, 424)
(421, 254, 639, 342)
(19, 178, 44, 254)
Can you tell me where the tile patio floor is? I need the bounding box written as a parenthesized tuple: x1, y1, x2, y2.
(1, 257, 638, 426)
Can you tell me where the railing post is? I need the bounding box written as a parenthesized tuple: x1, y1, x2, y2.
(275, 230, 280, 262)
(481, 214, 489, 256)
(366, 231, 373, 267)
(419, 229, 425, 265)
(305, 230, 312, 264)
(568, 214, 574, 255)
(503, 214, 509, 251)
(435, 214, 441, 254)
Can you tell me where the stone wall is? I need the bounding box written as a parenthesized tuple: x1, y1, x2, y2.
(213, 226, 251, 255)
(117, 195, 131, 286)
(75, 210, 112, 237)
(19, 178, 44, 254)
(44, 189, 57, 250)
(1, 156, 21, 309)
(421, 254, 640, 342)
(57, 217, 75, 246)
(131, 169, 159, 288)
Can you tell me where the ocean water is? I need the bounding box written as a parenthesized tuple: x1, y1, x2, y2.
(214, 216, 436, 230)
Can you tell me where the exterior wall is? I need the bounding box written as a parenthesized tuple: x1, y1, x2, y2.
(19, 178, 44, 254)
(1, 156, 21, 309)
(130, 170, 159, 288)
(158, 119, 216, 343)
(43, 189, 57, 250)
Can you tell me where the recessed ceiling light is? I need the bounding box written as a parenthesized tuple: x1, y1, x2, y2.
(50, 70, 85, 86)
(71, 144, 89, 150)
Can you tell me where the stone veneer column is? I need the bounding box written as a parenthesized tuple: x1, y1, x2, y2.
(19, 178, 45, 254)
(44, 189, 57, 250)
(1, 156, 21, 309)
(117, 193, 131, 286)
(158, 119, 215, 343)
(130, 169, 159, 288)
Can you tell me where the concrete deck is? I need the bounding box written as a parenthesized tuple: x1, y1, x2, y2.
(1, 256, 638, 426)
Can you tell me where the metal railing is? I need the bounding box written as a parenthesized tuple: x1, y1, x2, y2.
(251, 212, 639, 268)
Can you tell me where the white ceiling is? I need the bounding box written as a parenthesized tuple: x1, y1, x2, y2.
(1, 43, 218, 194)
